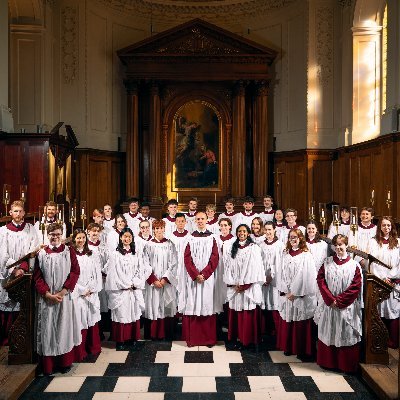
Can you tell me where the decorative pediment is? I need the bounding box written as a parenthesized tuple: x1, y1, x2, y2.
(118, 19, 277, 81)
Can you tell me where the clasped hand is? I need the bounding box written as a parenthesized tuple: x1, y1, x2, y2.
(196, 274, 205, 284)
(45, 288, 68, 304)
(154, 278, 168, 289)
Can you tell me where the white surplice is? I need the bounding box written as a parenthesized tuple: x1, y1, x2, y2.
(307, 240, 328, 271)
(223, 243, 265, 311)
(259, 238, 285, 310)
(143, 239, 178, 320)
(277, 250, 317, 322)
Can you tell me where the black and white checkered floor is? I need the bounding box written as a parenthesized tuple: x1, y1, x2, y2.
(20, 339, 378, 400)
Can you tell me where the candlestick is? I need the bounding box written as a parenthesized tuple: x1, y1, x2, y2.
(350, 206, 358, 249)
(370, 189, 375, 207)
(80, 201, 87, 230)
(332, 204, 341, 235)
(70, 203, 77, 236)
(386, 190, 392, 215)
(176, 192, 179, 204)
(3, 184, 11, 216)
(214, 192, 217, 205)
(308, 201, 316, 221)
(39, 205, 46, 244)
(57, 204, 64, 224)
(319, 203, 327, 236)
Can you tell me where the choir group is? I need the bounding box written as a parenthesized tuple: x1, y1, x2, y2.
(0, 196, 399, 377)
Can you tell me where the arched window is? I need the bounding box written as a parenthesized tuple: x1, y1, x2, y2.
(381, 3, 388, 115)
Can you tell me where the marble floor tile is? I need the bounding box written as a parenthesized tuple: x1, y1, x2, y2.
(44, 376, 86, 392)
(289, 363, 339, 377)
(97, 351, 129, 364)
(215, 376, 250, 392)
(269, 351, 302, 363)
(247, 376, 286, 392)
(155, 351, 185, 364)
(113, 377, 151, 392)
(182, 377, 217, 392)
(93, 393, 164, 400)
(72, 362, 109, 377)
(171, 341, 197, 352)
(312, 376, 354, 392)
(168, 362, 231, 377)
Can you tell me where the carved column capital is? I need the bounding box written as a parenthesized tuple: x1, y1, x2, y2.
(233, 80, 246, 97)
(150, 81, 160, 97)
(254, 80, 269, 97)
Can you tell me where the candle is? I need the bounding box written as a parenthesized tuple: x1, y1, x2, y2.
(5, 190, 9, 200)
(352, 214, 356, 225)
(214, 193, 217, 205)
(334, 212, 338, 221)
(176, 192, 179, 203)
(388, 190, 391, 200)
(321, 209, 325, 218)
(371, 189, 374, 199)
(71, 207, 75, 217)
(81, 208, 85, 216)
(58, 210, 62, 221)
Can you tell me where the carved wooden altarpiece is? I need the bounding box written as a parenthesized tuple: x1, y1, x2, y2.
(118, 19, 276, 213)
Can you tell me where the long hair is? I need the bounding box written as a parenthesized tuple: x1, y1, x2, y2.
(72, 228, 92, 256)
(231, 224, 254, 259)
(117, 227, 136, 254)
(251, 217, 264, 235)
(113, 214, 127, 230)
(375, 216, 398, 249)
(286, 228, 308, 252)
(273, 209, 286, 225)
(305, 221, 322, 243)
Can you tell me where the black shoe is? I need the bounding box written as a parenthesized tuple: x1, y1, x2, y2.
(116, 342, 126, 350)
(284, 351, 292, 356)
(59, 366, 72, 374)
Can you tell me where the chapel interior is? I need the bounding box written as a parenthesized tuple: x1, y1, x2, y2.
(0, 0, 399, 399)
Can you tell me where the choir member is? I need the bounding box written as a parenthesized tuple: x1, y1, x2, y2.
(351, 207, 377, 251)
(143, 219, 178, 340)
(123, 198, 142, 236)
(105, 228, 150, 350)
(259, 195, 275, 224)
(103, 204, 115, 230)
(0, 200, 39, 345)
(179, 212, 219, 347)
(280, 209, 306, 245)
(138, 202, 155, 233)
(273, 209, 286, 241)
(327, 205, 351, 239)
(135, 220, 153, 255)
(368, 217, 400, 348)
(233, 196, 260, 232)
(33, 223, 82, 375)
(305, 221, 328, 271)
(185, 197, 198, 233)
(163, 199, 178, 239)
(315, 234, 362, 373)
(72, 228, 102, 358)
(259, 221, 284, 337)
(215, 218, 236, 316)
(223, 224, 264, 349)
(87, 223, 110, 340)
(34, 201, 66, 245)
(218, 197, 237, 223)
(250, 217, 266, 245)
(206, 203, 220, 235)
(276, 228, 317, 360)
(92, 208, 104, 227)
(106, 214, 128, 252)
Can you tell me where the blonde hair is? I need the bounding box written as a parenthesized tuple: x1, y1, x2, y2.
(206, 203, 216, 212)
(10, 200, 25, 210)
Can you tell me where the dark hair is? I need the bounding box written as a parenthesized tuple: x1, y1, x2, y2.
(305, 221, 322, 243)
(189, 197, 198, 203)
(264, 221, 278, 240)
(360, 207, 374, 215)
(175, 212, 186, 219)
(47, 222, 63, 234)
(166, 199, 178, 206)
(231, 224, 253, 259)
(219, 217, 232, 227)
(340, 205, 350, 213)
(87, 222, 102, 232)
(113, 214, 127, 230)
(127, 197, 140, 205)
(375, 216, 398, 249)
(263, 195, 274, 201)
(251, 217, 264, 235)
(140, 201, 150, 208)
(224, 197, 235, 205)
(243, 196, 254, 203)
(117, 227, 136, 255)
(72, 228, 92, 256)
(273, 209, 286, 224)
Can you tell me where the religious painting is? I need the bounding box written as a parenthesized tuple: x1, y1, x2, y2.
(173, 100, 220, 189)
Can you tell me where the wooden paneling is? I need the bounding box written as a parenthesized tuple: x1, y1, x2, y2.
(0, 134, 50, 215)
(272, 132, 400, 223)
(74, 149, 125, 216)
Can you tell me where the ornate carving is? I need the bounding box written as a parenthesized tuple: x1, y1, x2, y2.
(157, 27, 239, 55)
(316, 6, 333, 85)
(254, 80, 269, 96)
(99, 0, 299, 22)
(61, 6, 78, 84)
(369, 282, 391, 354)
(338, 0, 354, 7)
